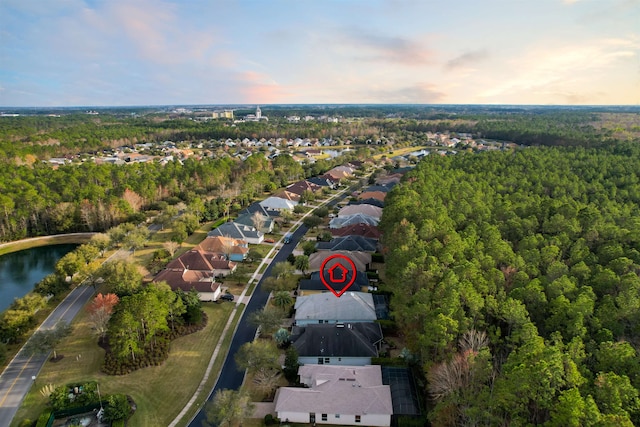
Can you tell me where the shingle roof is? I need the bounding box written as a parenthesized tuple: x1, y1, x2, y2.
(294, 292, 377, 323)
(259, 196, 297, 210)
(338, 204, 383, 219)
(286, 180, 323, 195)
(275, 365, 393, 416)
(298, 270, 369, 292)
(292, 323, 383, 358)
(208, 222, 263, 240)
(348, 198, 385, 208)
(331, 224, 382, 239)
(329, 213, 380, 229)
(197, 236, 249, 256)
(234, 212, 274, 232)
(358, 191, 387, 201)
(316, 236, 378, 252)
(308, 251, 372, 272)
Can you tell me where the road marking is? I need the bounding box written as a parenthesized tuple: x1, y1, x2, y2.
(0, 353, 34, 408)
(0, 286, 93, 408)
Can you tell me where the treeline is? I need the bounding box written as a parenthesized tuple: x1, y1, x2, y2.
(0, 150, 365, 242)
(380, 143, 640, 425)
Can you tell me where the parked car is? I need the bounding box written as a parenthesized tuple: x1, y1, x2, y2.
(219, 293, 234, 302)
(264, 238, 275, 243)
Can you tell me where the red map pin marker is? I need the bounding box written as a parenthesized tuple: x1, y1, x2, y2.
(320, 254, 357, 298)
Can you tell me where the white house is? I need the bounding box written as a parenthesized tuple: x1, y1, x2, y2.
(294, 292, 377, 326)
(274, 364, 393, 426)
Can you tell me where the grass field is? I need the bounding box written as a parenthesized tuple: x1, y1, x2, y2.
(11, 302, 235, 427)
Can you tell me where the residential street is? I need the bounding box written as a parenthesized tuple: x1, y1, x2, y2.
(187, 223, 309, 427)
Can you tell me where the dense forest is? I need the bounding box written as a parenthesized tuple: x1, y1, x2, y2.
(0, 149, 367, 241)
(380, 143, 640, 426)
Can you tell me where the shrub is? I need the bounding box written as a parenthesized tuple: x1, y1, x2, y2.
(36, 410, 53, 427)
(264, 414, 275, 425)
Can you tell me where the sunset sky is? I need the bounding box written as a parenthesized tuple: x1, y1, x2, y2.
(1, 0, 638, 107)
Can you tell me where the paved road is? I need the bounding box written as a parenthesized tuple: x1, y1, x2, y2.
(0, 285, 95, 425)
(188, 224, 309, 427)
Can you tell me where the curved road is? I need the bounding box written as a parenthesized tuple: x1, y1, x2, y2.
(0, 285, 95, 425)
(188, 224, 309, 427)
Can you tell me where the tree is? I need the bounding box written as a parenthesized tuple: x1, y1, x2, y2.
(314, 206, 329, 218)
(271, 261, 294, 279)
(123, 227, 148, 254)
(303, 215, 322, 230)
(171, 222, 188, 244)
(294, 255, 309, 274)
(283, 346, 300, 383)
(235, 340, 280, 374)
(24, 321, 72, 360)
(248, 308, 284, 335)
(89, 233, 111, 256)
(97, 260, 142, 297)
(55, 252, 83, 280)
(103, 394, 131, 422)
(272, 291, 293, 311)
(87, 293, 119, 338)
(162, 241, 180, 257)
(251, 211, 266, 232)
(273, 328, 290, 347)
(301, 240, 316, 256)
(205, 389, 254, 427)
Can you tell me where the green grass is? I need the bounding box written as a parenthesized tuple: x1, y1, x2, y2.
(175, 304, 245, 427)
(12, 302, 235, 427)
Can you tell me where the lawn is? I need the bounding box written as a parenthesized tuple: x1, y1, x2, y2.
(11, 302, 235, 427)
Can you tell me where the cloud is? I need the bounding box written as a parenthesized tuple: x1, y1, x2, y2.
(338, 28, 435, 66)
(478, 37, 639, 104)
(445, 50, 489, 70)
(354, 83, 445, 104)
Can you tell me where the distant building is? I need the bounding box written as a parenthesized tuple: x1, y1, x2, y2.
(212, 110, 234, 119)
(245, 106, 268, 122)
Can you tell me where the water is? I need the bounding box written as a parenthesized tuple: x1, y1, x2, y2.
(0, 244, 77, 313)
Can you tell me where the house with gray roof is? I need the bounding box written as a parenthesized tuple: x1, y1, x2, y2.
(234, 211, 274, 233)
(259, 196, 297, 211)
(298, 270, 369, 295)
(274, 364, 393, 426)
(208, 222, 264, 245)
(329, 213, 380, 229)
(292, 322, 383, 366)
(316, 236, 378, 252)
(294, 292, 377, 326)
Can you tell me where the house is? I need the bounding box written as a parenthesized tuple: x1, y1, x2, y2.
(316, 236, 378, 253)
(331, 223, 382, 239)
(357, 191, 387, 202)
(274, 364, 393, 426)
(234, 212, 274, 233)
(260, 196, 297, 211)
(307, 176, 337, 189)
(154, 268, 221, 301)
(298, 270, 369, 295)
(308, 250, 372, 272)
(239, 202, 278, 218)
(208, 222, 264, 245)
(285, 180, 323, 196)
(153, 249, 233, 300)
(329, 213, 380, 229)
(271, 190, 301, 203)
(365, 185, 394, 193)
(196, 236, 249, 262)
(348, 198, 384, 208)
(294, 292, 377, 326)
(338, 204, 383, 219)
(292, 322, 383, 365)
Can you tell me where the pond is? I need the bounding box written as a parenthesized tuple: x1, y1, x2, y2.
(0, 244, 78, 313)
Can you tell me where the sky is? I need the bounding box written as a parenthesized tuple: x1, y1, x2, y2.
(0, 0, 638, 106)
